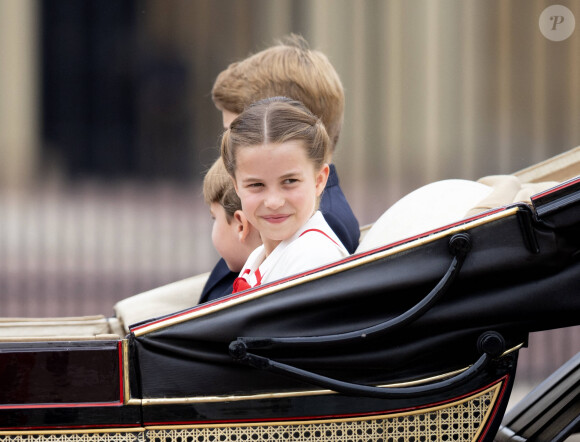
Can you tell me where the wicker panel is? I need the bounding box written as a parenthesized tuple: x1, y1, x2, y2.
(0, 431, 142, 442)
(147, 383, 500, 442)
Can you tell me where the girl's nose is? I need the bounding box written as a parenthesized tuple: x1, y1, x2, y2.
(264, 191, 284, 210)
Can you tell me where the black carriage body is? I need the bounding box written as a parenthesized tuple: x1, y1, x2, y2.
(1, 177, 579, 441)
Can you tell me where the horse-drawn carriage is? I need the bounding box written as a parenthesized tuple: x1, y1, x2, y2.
(2, 147, 580, 441)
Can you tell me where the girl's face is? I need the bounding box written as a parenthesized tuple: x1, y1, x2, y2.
(233, 140, 329, 256)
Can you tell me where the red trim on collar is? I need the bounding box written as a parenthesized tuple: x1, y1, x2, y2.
(299, 228, 340, 247)
(233, 269, 252, 293)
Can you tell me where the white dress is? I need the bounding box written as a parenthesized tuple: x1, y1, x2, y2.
(234, 211, 349, 292)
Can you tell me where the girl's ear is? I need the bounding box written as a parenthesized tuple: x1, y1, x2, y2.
(234, 210, 251, 242)
(315, 164, 330, 197)
(235, 210, 262, 250)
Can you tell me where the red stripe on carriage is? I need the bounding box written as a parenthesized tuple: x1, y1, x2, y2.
(532, 175, 580, 200)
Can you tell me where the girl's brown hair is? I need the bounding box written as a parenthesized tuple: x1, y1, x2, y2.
(220, 97, 329, 179)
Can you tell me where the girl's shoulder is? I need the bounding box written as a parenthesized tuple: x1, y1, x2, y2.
(262, 212, 349, 284)
(292, 229, 348, 257)
(282, 215, 349, 263)
(296, 211, 347, 251)
(270, 232, 347, 283)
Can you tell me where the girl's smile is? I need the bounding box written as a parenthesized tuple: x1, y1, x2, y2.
(233, 140, 329, 256)
(262, 214, 291, 223)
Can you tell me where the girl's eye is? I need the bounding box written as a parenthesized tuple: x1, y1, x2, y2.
(247, 182, 264, 188)
(283, 178, 299, 185)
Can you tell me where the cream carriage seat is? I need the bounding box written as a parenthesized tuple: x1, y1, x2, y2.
(356, 176, 558, 254)
(114, 271, 209, 332)
(356, 180, 493, 253)
(0, 272, 210, 338)
(0, 315, 123, 341)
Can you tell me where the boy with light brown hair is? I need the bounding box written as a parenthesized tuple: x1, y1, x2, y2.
(199, 34, 359, 303)
(212, 34, 344, 155)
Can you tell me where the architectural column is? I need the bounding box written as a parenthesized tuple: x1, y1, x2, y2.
(0, 0, 39, 188)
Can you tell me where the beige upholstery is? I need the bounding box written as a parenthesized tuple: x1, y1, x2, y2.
(514, 145, 580, 184)
(356, 180, 493, 253)
(0, 315, 124, 340)
(113, 271, 209, 332)
(465, 175, 558, 217)
(0, 272, 210, 339)
(356, 173, 561, 254)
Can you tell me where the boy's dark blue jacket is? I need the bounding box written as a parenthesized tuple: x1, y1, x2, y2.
(198, 164, 359, 304)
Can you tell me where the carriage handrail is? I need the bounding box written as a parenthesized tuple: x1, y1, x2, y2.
(230, 330, 505, 399)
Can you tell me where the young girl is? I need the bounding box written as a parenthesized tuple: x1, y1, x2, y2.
(221, 97, 349, 292)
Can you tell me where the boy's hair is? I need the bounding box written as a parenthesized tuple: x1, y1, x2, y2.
(203, 157, 241, 222)
(212, 34, 344, 152)
(221, 97, 329, 179)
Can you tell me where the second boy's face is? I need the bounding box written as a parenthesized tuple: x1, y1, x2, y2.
(233, 141, 329, 256)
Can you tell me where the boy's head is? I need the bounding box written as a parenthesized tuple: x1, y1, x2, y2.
(212, 34, 344, 154)
(203, 158, 261, 272)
